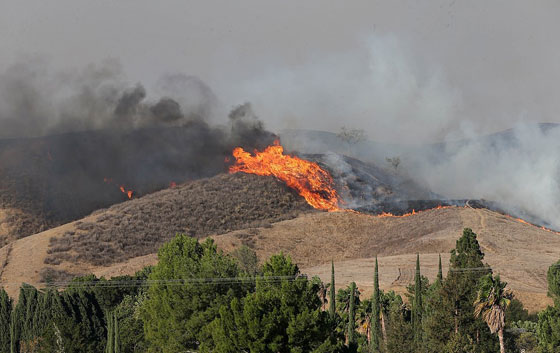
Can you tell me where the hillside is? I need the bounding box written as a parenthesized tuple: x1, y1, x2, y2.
(1, 198, 558, 311)
(0, 123, 275, 245)
(211, 207, 560, 311)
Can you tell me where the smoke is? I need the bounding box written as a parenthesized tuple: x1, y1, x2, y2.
(0, 58, 226, 138)
(221, 35, 462, 143)
(406, 123, 560, 229)
(0, 58, 276, 236)
(235, 35, 560, 229)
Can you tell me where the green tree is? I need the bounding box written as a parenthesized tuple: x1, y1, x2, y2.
(547, 260, 560, 306)
(11, 284, 43, 352)
(412, 254, 423, 349)
(330, 261, 336, 320)
(114, 293, 147, 353)
(0, 288, 12, 353)
(444, 333, 477, 353)
(106, 310, 114, 353)
(231, 245, 259, 275)
(38, 288, 106, 353)
(203, 253, 336, 353)
(537, 260, 560, 352)
(437, 254, 443, 283)
(442, 228, 496, 351)
(348, 282, 357, 350)
(537, 306, 560, 353)
(141, 235, 246, 352)
(473, 274, 512, 353)
(370, 257, 380, 352)
(385, 298, 413, 353)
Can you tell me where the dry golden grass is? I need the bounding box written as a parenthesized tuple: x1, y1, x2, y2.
(212, 207, 560, 312)
(43, 173, 311, 266)
(1, 175, 558, 312)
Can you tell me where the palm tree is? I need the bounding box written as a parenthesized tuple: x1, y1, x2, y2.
(356, 299, 372, 343)
(318, 281, 330, 311)
(473, 274, 512, 353)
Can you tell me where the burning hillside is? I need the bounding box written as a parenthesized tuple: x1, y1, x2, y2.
(229, 141, 340, 211)
(0, 103, 276, 244)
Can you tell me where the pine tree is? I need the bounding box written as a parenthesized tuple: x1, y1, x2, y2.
(0, 288, 12, 353)
(412, 254, 423, 348)
(442, 228, 498, 352)
(348, 282, 356, 350)
(330, 260, 336, 320)
(370, 257, 380, 352)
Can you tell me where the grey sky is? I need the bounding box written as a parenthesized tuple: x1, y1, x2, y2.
(1, 0, 559, 141)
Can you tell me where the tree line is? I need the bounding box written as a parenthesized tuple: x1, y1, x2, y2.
(1, 228, 560, 352)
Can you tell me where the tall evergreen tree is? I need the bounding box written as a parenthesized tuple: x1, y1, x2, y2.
(370, 257, 380, 352)
(114, 311, 120, 353)
(0, 288, 12, 353)
(106, 311, 114, 353)
(547, 259, 560, 306)
(537, 306, 560, 353)
(11, 284, 41, 352)
(437, 254, 443, 283)
(537, 259, 560, 352)
(348, 282, 356, 350)
(412, 254, 423, 348)
(330, 260, 336, 320)
(442, 228, 497, 352)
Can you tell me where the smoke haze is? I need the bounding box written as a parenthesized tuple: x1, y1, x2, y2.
(1, 0, 560, 229)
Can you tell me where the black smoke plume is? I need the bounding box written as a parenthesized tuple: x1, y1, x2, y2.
(0, 60, 276, 241)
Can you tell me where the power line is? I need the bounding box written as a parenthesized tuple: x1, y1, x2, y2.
(2, 263, 558, 290)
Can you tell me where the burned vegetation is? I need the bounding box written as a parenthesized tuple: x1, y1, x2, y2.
(45, 173, 312, 266)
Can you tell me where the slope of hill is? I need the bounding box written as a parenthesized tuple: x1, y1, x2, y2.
(212, 206, 559, 312)
(2, 201, 558, 312)
(0, 123, 275, 244)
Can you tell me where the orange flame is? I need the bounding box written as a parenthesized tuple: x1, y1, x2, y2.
(229, 142, 340, 211)
(103, 177, 133, 199)
(119, 186, 133, 199)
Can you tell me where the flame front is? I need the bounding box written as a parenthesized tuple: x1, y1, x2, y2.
(229, 142, 340, 211)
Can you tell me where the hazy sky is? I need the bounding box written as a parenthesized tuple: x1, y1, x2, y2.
(1, 0, 559, 142)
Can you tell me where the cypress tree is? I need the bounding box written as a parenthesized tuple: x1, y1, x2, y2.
(106, 311, 114, 353)
(437, 254, 443, 283)
(348, 282, 356, 348)
(329, 260, 336, 319)
(10, 309, 16, 353)
(0, 288, 12, 353)
(370, 257, 380, 352)
(114, 311, 119, 353)
(413, 254, 423, 348)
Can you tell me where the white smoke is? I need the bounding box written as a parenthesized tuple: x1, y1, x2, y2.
(223, 35, 560, 228)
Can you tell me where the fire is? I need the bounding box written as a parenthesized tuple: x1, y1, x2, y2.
(229, 142, 340, 211)
(119, 186, 133, 199)
(504, 214, 560, 234)
(103, 178, 133, 199)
